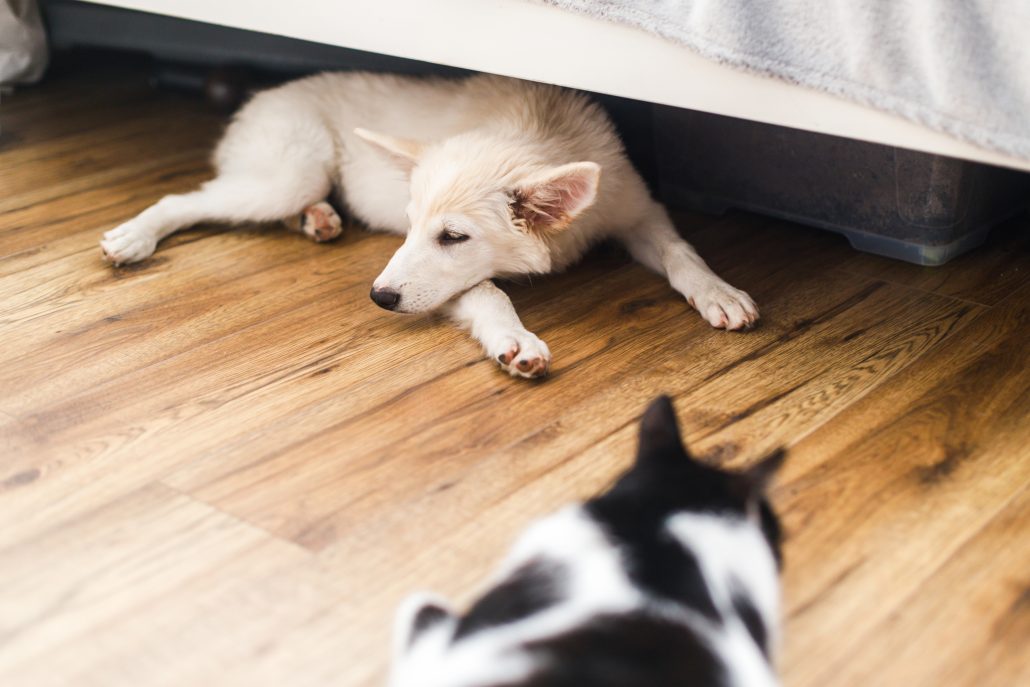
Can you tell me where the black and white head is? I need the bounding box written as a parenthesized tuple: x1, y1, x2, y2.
(390, 395, 786, 687)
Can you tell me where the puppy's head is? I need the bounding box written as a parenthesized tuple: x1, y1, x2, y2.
(356, 128, 601, 313)
(606, 394, 787, 564)
(389, 396, 786, 687)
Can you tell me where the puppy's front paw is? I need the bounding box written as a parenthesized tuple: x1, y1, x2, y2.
(490, 329, 551, 379)
(100, 222, 158, 265)
(690, 281, 759, 331)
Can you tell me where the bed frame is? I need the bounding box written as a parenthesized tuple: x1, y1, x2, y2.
(73, 0, 1030, 174)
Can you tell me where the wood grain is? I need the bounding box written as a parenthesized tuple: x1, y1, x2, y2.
(1, 59, 1028, 687)
(837, 217, 1030, 306)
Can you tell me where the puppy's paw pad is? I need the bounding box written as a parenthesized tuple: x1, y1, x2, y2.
(490, 331, 551, 379)
(300, 202, 343, 243)
(497, 345, 519, 366)
(692, 283, 759, 331)
(514, 356, 549, 377)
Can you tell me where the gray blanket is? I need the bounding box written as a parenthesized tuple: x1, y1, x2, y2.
(543, 0, 1030, 161)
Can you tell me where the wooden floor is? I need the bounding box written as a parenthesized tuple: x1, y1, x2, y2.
(2, 62, 1029, 687)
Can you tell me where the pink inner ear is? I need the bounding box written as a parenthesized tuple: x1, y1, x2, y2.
(557, 172, 597, 216)
(517, 164, 599, 230)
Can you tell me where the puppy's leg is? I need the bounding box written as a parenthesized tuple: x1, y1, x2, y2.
(100, 172, 330, 265)
(623, 203, 758, 330)
(445, 281, 551, 379)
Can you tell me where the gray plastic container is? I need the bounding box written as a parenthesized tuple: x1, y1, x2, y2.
(654, 106, 1030, 265)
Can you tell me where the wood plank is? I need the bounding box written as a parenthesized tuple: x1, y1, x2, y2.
(0, 483, 313, 685)
(836, 214, 1030, 306)
(2, 86, 180, 150)
(166, 220, 980, 550)
(829, 485, 1030, 687)
(0, 241, 408, 550)
(0, 155, 211, 266)
(776, 282, 1030, 687)
(293, 284, 1027, 687)
(0, 224, 365, 412)
(0, 93, 221, 218)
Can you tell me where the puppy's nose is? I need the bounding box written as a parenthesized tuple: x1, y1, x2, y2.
(370, 286, 401, 311)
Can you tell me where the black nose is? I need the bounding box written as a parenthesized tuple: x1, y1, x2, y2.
(370, 286, 401, 310)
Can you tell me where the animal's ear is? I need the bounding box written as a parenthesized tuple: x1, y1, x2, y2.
(510, 161, 601, 232)
(733, 448, 787, 502)
(636, 395, 687, 465)
(354, 127, 425, 174)
(393, 592, 455, 657)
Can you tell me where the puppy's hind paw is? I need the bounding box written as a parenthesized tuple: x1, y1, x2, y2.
(100, 222, 158, 265)
(490, 329, 551, 379)
(691, 282, 759, 331)
(296, 201, 343, 243)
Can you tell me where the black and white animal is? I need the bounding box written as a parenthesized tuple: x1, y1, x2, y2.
(99, 72, 758, 379)
(391, 395, 786, 687)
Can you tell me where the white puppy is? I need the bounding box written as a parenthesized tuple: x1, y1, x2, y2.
(101, 72, 758, 378)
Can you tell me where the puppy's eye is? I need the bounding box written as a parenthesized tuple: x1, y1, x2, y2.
(438, 229, 469, 245)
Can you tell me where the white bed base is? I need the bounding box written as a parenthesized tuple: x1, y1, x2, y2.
(86, 0, 1030, 173)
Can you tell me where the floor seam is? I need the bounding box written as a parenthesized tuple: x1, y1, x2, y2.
(159, 480, 316, 556)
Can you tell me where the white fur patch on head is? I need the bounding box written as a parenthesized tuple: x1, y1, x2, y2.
(665, 515, 780, 625)
(511, 161, 601, 231)
(665, 513, 782, 685)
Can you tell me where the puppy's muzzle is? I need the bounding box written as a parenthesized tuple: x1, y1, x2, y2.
(370, 286, 401, 311)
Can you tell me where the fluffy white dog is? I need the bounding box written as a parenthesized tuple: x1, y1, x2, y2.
(101, 72, 758, 378)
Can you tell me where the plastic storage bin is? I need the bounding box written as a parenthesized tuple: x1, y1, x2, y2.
(654, 106, 1030, 265)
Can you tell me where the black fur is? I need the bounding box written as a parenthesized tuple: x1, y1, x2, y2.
(585, 496, 721, 620)
(454, 558, 566, 640)
(409, 603, 452, 647)
(395, 396, 786, 687)
(508, 395, 783, 685)
(758, 499, 784, 568)
(730, 582, 770, 657)
(586, 396, 784, 606)
(507, 613, 728, 687)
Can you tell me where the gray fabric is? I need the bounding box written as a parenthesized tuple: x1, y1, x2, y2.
(1, 0, 48, 85)
(542, 0, 1030, 160)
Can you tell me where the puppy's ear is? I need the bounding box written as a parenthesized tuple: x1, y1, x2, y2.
(354, 127, 425, 174)
(732, 448, 787, 503)
(636, 395, 687, 465)
(511, 161, 601, 232)
(745, 449, 786, 493)
(393, 592, 456, 658)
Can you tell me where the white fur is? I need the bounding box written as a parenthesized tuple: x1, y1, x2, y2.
(446, 280, 551, 378)
(666, 513, 782, 686)
(391, 507, 780, 687)
(391, 507, 643, 687)
(100, 72, 759, 377)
